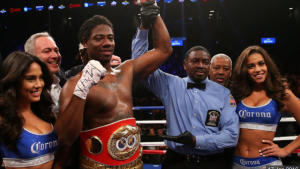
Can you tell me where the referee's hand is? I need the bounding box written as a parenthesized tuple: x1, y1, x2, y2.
(140, 1, 160, 28)
(160, 131, 195, 146)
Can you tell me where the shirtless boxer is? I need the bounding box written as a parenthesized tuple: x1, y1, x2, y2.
(54, 2, 171, 168)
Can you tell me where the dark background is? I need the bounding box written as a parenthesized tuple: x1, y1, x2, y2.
(0, 0, 300, 76)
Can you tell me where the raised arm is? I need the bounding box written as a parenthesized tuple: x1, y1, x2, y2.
(54, 61, 106, 147)
(132, 26, 149, 60)
(132, 2, 172, 81)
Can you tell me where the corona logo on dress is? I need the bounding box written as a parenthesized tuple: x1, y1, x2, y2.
(31, 140, 58, 154)
(240, 159, 260, 166)
(238, 110, 271, 119)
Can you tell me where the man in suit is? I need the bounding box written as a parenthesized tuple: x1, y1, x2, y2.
(25, 32, 67, 114)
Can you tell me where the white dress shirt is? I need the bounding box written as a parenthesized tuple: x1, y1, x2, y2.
(50, 75, 61, 115)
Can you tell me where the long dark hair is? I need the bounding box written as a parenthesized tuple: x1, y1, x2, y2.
(0, 51, 54, 149)
(232, 46, 286, 112)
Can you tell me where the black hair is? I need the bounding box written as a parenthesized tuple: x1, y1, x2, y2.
(0, 51, 54, 149)
(184, 46, 211, 60)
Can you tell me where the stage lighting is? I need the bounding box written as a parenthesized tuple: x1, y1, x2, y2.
(111, 1, 117, 6)
(261, 38, 275, 44)
(58, 5, 65, 9)
(48, 5, 54, 10)
(0, 9, 6, 14)
(36, 6, 44, 11)
(10, 8, 21, 13)
(69, 4, 81, 9)
(122, 1, 130, 5)
(97, 1, 106, 6)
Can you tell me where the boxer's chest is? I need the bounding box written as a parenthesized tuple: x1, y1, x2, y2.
(85, 71, 132, 111)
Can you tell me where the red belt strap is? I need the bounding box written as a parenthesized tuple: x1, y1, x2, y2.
(80, 118, 140, 166)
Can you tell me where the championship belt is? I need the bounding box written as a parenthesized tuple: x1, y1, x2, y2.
(80, 118, 142, 168)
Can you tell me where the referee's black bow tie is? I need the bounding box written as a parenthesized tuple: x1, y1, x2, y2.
(187, 82, 206, 90)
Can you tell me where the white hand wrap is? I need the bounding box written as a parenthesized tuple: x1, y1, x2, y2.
(73, 60, 106, 99)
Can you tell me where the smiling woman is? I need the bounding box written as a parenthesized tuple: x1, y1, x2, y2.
(0, 51, 57, 169)
(231, 46, 300, 169)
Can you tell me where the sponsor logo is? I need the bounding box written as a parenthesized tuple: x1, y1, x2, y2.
(240, 159, 260, 166)
(111, 1, 117, 6)
(24, 7, 33, 12)
(10, 8, 21, 13)
(84, 2, 94, 7)
(31, 140, 58, 154)
(0, 9, 6, 14)
(238, 110, 271, 119)
(48, 5, 54, 10)
(69, 4, 81, 9)
(58, 5, 65, 9)
(36, 6, 44, 11)
(122, 1, 129, 5)
(97, 1, 106, 6)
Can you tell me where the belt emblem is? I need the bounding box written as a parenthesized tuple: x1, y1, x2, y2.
(108, 125, 140, 160)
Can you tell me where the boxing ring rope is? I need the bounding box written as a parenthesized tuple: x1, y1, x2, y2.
(143, 150, 167, 155)
(133, 106, 165, 110)
(133, 106, 300, 154)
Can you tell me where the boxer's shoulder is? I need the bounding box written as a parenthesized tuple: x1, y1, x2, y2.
(62, 72, 81, 91)
(115, 60, 134, 72)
